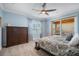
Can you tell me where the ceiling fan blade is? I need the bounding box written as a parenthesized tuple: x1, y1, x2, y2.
(46, 9, 56, 12)
(32, 9, 41, 11)
(42, 3, 46, 8)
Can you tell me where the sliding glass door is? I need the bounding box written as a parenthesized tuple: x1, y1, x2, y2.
(51, 17, 74, 35)
(51, 20, 60, 35)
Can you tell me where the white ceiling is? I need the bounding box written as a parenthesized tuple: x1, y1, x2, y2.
(1, 3, 79, 19)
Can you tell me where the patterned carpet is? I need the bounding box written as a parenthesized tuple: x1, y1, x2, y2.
(0, 41, 49, 56)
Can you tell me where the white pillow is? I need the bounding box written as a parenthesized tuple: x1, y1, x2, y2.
(68, 34, 79, 47)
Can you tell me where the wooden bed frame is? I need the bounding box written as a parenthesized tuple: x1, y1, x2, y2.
(35, 42, 55, 56)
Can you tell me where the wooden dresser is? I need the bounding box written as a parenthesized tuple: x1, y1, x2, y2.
(6, 26, 28, 47)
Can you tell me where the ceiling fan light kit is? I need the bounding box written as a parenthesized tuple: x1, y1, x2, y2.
(32, 3, 56, 15)
(41, 11, 45, 14)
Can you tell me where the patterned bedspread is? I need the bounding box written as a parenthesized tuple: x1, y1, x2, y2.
(37, 35, 71, 55)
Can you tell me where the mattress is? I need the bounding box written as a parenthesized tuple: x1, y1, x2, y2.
(37, 35, 70, 55)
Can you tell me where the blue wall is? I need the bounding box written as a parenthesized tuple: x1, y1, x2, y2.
(1, 11, 42, 46)
(46, 18, 51, 35)
(2, 11, 29, 46)
(3, 11, 28, 27)
(0, 9, 3, 17)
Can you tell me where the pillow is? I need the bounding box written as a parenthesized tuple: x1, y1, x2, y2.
(66, 33, 73, 41)
(68, 35, 79, 47)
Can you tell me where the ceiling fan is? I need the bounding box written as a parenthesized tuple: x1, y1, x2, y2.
(32, 3, 56, 15)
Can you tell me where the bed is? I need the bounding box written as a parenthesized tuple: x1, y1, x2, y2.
(35, 35, 79, 56)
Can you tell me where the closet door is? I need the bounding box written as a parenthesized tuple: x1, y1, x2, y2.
(17, 27, 28, 44)
(6, 26, 28, 47)
(7, 27, 18, 47)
